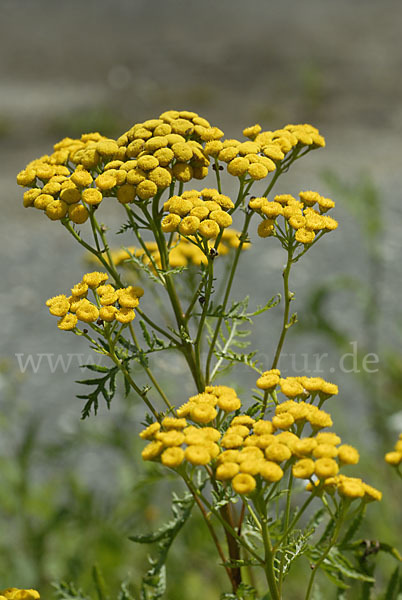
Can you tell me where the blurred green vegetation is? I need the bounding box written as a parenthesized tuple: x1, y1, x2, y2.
(0, 361, 228, 598)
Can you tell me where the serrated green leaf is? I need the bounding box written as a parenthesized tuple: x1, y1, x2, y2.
(76, 365, 119, 418)
(140, 319, 153, 347)
(157, 265, 187, 277)
(135, 492, 194, 600)
(307, 546, 375, 588)
(248, 293, 281, 317)
(275, 528, 312, 578)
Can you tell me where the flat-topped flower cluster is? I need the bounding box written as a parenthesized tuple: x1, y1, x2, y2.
(140, 372, 381, 502)
(46, 272, 143, 330)
(16, 110, 327, 237)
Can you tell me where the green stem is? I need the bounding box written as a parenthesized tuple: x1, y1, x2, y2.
(304, 506, 346, 600)
(255, 495, 280, 600)
(214, 157, 222, 193)
(135, 307, 180, 345)
(184, 479, 235, 591)
(205, 211, 252, 383)
(91, 211, 123, 284)
(128, 323, 173, 411)
(273, 490, 317, 551)
(183, 475, 263, 565)
(142, 199, 204, 391)
(62, 220, 123, 287)
(105, 328, 159, 420)
(194, 255, 214, 377)
(262, 166, 282, 198)
(124, 205, 162, 276)
(183, 269, 209, 322)
(278, 472, 294, 593)
(271, 241, 294, 369)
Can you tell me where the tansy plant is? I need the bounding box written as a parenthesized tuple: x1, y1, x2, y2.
(16, 110, 400, 599)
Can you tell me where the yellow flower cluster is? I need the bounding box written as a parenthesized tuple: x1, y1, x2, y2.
(307, 474, 382, 502)
(161, 189, 234, 239)
(17, 132, 113, 224)
(204, 123, 325, 181)
(256, 369, 338, 400)
(250, 191, 338, 244)
(385, 433, 402, 466)
(16, 110, 222, 222)
(140, 386, 241, 467)
(0, 589, 40, 600)
(139, 378, 381, 501)
(46, 272, 143, 330)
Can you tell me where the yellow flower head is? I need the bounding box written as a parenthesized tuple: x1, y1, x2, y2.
(47, 295, 70, 317)
(256, 370, 280, 390)
(216, 462, 240, 480)
(265, 442, 292, 463)
(272, 413, 295, 430)
(185, 445, 211, 466)
(199, 219, 220, 239)
(57, 313, 78, 331)
(82, 271, 108, 288)
(315, 432, 341, 446)
(338, 479, 365, 500)
(260, 461, 284, 482)
(313, 444, 338, 459)
(231, 415, 255, 428)
(231, 473, 256, 495)
(257, 219, 274, 238)
(115, 307, 136, 324)
(385, 451, 402, 466)
(190, 404, 217, 424)
(162, 417, 187, 430)
(142, 441, 164, 461)
(76, 300, 99, 323)
(363, 483, 382, 502)
(292, 458, 315, 479)
(161, 447, 185, 467)
(315, 458, 339, 479)
(253, 420, 275, 435)
(294, 438, 318, 457)
(139, 422, 161, 440)
(243, 124, 262, 139)
(157, 430, 185, 447)
(279, 377, 305, 398)
(337, 444, 360, 465)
